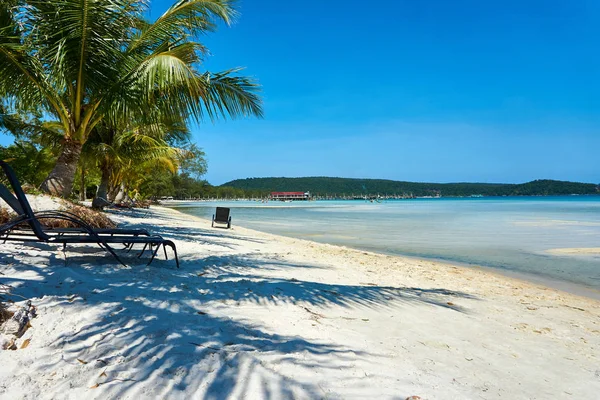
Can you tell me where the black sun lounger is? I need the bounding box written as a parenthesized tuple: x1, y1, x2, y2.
(0, 183, 150, 237)
(212, 207, 231, 229)
(0, 161, 178, 268)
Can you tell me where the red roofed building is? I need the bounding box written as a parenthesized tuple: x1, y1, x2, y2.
(270, 191, 310, 201)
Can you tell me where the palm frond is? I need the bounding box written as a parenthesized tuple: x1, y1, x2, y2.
(0, 5, 69, 128)
(128, 0, 237, 54)
(199, 68, 264, 119)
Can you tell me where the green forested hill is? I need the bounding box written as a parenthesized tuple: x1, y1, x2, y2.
(221, 177, 600, 197)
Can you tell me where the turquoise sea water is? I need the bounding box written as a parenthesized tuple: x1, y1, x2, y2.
(168, 197, 600, 295)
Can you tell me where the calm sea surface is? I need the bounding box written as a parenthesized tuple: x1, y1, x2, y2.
(167, 197, 600, 295)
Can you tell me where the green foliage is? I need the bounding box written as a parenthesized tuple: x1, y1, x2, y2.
(137, 169, 263, 200)
(0, 139, 57, 186)
(138, 169, 177, 199)
(222, 177, 600, 197)
(0, 100, 63, 187)
(73, 161, 101, 200)
(179, 143, 208, 179)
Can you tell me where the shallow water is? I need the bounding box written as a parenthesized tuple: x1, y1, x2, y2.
(168, 197, 600, 292)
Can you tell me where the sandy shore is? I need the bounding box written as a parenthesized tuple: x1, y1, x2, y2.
(1, 204, 599, 399)
(547, 247, 600, 256)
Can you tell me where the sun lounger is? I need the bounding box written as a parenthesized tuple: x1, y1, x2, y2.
(0, 183, 151, 237)
(0, 161, 178, 268)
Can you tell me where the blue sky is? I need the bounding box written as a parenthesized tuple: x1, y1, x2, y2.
(171, 0, 599, 185)
(4, 0, 599, 185)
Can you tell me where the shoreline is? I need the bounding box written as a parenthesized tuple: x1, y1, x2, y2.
(161, 204, 600, 309)
(161, 193, 600, 202)
(162, 203, 600, 308)
(1, 203, 599, 399)
(169, 204, 600, 302)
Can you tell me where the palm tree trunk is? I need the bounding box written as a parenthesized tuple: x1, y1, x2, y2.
(79, 166, 86, 201)
(39, 139, 82, 197)
(92, 162, 111, 209)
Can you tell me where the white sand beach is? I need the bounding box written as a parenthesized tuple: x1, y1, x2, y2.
(547, 247, 600, 256)
(1, 203, 599, 399)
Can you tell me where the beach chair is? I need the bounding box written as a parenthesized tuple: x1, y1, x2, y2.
(212, 207, 232, 229)
(0, 183, 151, 238)
(0, 161, 179, 268)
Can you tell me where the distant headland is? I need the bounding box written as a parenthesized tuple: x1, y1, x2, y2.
(221, 177, 600, 199)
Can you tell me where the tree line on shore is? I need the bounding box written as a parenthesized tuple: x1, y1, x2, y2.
(0, 0, 262, 207)
(222, 177, 600, 198)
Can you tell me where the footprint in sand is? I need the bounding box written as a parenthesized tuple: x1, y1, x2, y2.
(513, 323, 552, 334)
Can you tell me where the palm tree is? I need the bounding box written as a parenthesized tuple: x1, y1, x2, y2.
(82, 115, 190, 208)
(0, 0, 262, 197)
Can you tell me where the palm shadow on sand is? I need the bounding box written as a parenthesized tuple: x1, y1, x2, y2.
(0, 219, 478, 399)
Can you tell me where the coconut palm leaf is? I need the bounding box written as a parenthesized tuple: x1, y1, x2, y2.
(200, 68, 264, 119)
(128, 0, 236, 54)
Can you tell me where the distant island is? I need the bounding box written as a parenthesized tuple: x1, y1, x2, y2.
(221, 177, 600, 198)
